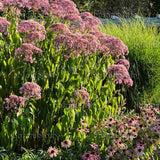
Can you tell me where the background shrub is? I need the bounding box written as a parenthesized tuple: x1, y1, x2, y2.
(73, 0, 160, 18)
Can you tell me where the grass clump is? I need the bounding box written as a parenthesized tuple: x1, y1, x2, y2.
(102, 20, 160, 109)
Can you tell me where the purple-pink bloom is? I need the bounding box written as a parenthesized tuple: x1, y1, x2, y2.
(3, 95, 26, 110)
(64, 14, 82, 23)
(19, 82, 41, 99)
(14, 43, 42, 63)
(49, 23, 70, 34)
(0, 17, 10, 35)
(114, 59, 130, 70)
(100, 36, 129, 57)
(0, 2, 3, 9)
(18, 19, 46, 43)
(90, 143, 98, 150)
(82, 151, 100, 160)
(74, 87, 90, 109)
(25, 0, 49, 10)
(108, 64, 133, 87)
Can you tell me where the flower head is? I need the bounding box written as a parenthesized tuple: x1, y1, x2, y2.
(3, 95, 26, 110)
(61, 139, 72, 148)
(108, 64, 133, 87)
(14, 43, 42, 63)
(0, 17, 10, 35)
(47, 146, 58, 158)
(18, 19, 46, 43)
(19, 82, 41, 99)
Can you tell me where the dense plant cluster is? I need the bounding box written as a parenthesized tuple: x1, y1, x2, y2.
(0, 0, 159, 159)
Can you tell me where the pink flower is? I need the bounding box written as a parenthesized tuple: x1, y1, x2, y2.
(19, 82, 41, 99)
(99, 36, 129, 57)
(73, 87, 90, 109)
(108, 64, 133, 87)
(14, 43, 42, 63)
(47, 146, 58, 158)
(82, 151, 100, 160)
(61, 139, 72, 148)
(114, 59, 130, 70)
(135, 147, 143, 156)
(108, 146, 116, 154)
(0, 2, 3, 9)
(44, 0, 79, 17)
(0, 17, 10, 35)
(54, 32, 91, 56)
(18, 19, 46, 43)
(49, 23, 70, 34)
(3, 95, 26, 110)
(64, 14, 82, 23)
(26, 0, 49, 10)
(90, 143, 98, 150)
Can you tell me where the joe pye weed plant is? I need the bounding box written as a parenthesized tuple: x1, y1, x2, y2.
(0, 0, 159, 159)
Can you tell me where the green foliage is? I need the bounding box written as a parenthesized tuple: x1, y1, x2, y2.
(0, 12, 125, 154)
(102, 20, 160, 109)
(73, 0, 160, 18)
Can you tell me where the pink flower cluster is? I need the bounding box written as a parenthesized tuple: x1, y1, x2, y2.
(44, 0, 79, 18)
(14, 43, 42, 63)
(19, 82, 41, 99)
(108, 64, 133, 87)
(54, 32, 90, 57)
(25, 0, 49, 10)
(82, 151, 100, 160)
(114, 59, 130, 70)
(0, 17, 10, 35)
(80, 12, 102, 32)
(100, 36, 129, 57)
(3, 95, 26, 112)
(0, 0, 49, 10)
(73, 87, 90, 109)
(49, 23, 70, 35)
(93, 104, 160, 159)
(0, 2, 3, 9)
(54, 32, 102, 57)
(18, 20, 46, 43)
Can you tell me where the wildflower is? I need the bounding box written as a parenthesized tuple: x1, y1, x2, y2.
(77, 127, 83, 132)
(108, 146, 116, 154)
(81, 119, 88, 127)
(100, 36, 129, 58)
(14, 43, 42, 63)
(83, 128, 90, 133)
(18, 19, 46, 43)
(26, 0, 49, 10)
(80, 12, 102, 31)
(61, 139, 72, 148)
(90, 143, 98, 150)
(47, 146, 58, 158)
(0, 2, 3, 9)
(114, 59, 130, 70)
(82, 151, 100, 160)
(49, 23, 70, 35)
(64, 14, 82, 23)
(73, 87, 90, 109)
(3, 95, 26, 110)
(135, 147, 143, 156)
(0, 17, 10, 35)
(44, 0, 79, 17)
(108, 64, 133, 87)
(19, 82, 41, 99)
